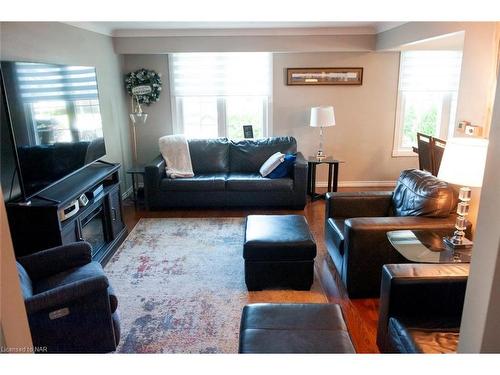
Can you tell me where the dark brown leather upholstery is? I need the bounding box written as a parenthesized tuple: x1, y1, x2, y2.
(325, 169, 463, 298)
(377, 263, 469, 353)
(239, 303, 355, 353)
(392, 169, 457, 217)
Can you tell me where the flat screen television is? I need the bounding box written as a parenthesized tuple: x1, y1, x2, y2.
(1, 61, 106, 201)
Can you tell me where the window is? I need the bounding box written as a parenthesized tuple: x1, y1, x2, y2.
(170, 53, 272, 139)
(14, 62, 102, 145)
(393, 51, 463, 156)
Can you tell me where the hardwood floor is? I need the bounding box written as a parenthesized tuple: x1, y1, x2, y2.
(121, 187, 389, 353)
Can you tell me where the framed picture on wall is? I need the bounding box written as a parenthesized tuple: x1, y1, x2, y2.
(287, 67, 363, 86)
(243, 125, 254, 138)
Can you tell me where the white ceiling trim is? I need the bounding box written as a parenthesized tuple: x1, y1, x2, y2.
(63, 22, 406, 38)
(111, 27, 377, 37)
(64, 22, 114, 36)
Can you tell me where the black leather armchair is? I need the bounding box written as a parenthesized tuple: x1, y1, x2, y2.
(16, 242, 120, 353)
(325, 169, 463, 298)
(377, 263, 469, 353)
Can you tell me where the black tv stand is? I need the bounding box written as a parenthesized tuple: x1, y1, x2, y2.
(6, 162, 127, 265)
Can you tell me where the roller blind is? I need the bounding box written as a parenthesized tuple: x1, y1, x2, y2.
(14, 62, 99, 102)
(399, 51, 463, 92)
(170, 52, 272, 96)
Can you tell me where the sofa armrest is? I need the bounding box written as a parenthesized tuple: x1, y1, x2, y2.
(377, 263, 469, 352)
(144, 155, 166, 209)
(17, 242, 92, 281)
(342, 215, 458, 297)
(25, 274, 109, 314)
(325, 191, 394, 219)
(291, 152, 308, 207)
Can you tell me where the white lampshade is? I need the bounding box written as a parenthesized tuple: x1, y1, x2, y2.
(310, 106, 335, 128)
(437, 137, 489, 187)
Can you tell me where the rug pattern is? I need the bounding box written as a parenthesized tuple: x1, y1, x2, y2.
(105, 218, 327, 353)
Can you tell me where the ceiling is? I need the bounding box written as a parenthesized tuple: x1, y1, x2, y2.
(65, 22, 406, 37)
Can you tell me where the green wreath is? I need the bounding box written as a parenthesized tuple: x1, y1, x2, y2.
(124, 68, 162, 105)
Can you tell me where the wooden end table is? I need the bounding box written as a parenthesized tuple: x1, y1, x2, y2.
(307, 157, 344, 200)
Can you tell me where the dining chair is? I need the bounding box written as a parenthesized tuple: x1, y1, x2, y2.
(416, 132, 434, 174)
(431, 137, 447, 176)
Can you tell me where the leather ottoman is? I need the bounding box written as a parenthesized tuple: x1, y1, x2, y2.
(243, 215, 316, 291)
(239, 303, 356, 353)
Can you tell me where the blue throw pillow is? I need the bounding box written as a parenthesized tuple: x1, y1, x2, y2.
(267, 153, 297, 179)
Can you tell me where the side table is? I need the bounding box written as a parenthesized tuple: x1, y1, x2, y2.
(387, 230, 472, 264)
(126, 165, 145, 209)
(307, 157, 344, 200)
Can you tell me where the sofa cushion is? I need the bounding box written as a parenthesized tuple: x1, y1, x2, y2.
(392, 169, 457, 218)
(326, 218, 345, 255)
(388, 317, 459, 354)
(226, 173, 293, 192)
(268, 153, 296, 179)
(188, 138, 230, 173)
(229, 137, 297, 172)
(160, 173, 227, 192)
(259, 152, 285, 177)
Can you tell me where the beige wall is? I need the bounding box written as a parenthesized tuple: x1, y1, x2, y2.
(377, 22, 500, 136)
(122, 55, 173, 165)
(459, 73, 500, 353)
(0, 22, 132, 192)
(114, 34, 375, 54)
(122, 51, 417, 183)
(273, 52, 417, 184)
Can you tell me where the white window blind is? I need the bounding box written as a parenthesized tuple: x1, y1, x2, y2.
(14, 62, 98, 102)
(399, 51, 463, 92)
(170, 52, 272, 97)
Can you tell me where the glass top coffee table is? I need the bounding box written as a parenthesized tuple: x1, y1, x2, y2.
(387, 230, 472, 264)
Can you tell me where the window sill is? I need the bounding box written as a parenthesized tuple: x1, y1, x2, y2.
(392, 149, 418, 157)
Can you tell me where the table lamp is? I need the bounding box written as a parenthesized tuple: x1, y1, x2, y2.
(310, 106, 335, 159)
(437, 137, 489, 249)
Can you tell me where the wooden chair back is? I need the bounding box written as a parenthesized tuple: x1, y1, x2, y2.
(416, 132, 433, 174)
(431, 137, 447, 176)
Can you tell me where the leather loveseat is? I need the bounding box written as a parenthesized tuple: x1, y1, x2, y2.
(144, 137, 307, 209)
(325, 169, 462, 298)
(377, 263, 469, 353)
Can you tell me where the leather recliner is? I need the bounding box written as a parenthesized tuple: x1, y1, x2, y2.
(377, 263, 468, 353)
(324, 169, 463, 298)
(144, 137, 308, 209)
(16, 242, 120, 353)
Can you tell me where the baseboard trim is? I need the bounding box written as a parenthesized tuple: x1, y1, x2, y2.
(316, 180, 397, 188)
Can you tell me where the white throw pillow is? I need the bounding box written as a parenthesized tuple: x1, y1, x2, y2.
(259, 152, 285, 177)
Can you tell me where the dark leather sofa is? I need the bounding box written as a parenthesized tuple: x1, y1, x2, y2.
(325, 169, 461, 298)
(377, 263, 469, 353)
(144, 137, 308, 209)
